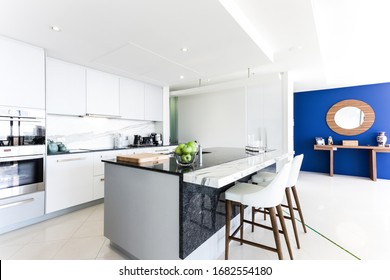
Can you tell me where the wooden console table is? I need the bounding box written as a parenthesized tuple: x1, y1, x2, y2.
(314, 145, 390, 181)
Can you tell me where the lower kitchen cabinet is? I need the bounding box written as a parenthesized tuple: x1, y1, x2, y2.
(45, 147, 174, 213)
(46, 153, 94, 213)
(93, 175, 105, 200)
(0, 191, 45, 229)
(93, 150, 127, 200)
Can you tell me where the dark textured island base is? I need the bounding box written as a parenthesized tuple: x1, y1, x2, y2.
(180, 163, 273, 259)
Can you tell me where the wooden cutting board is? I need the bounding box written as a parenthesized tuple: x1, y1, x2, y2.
(117, 153, 170, 164)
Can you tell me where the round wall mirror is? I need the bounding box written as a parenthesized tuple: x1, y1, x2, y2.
(326, 100, 375, 136)
(334, 106, 365, 129)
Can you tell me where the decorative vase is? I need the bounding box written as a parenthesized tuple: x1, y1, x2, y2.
(377, 131, 387, 147)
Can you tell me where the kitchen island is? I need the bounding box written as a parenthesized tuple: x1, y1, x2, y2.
(103, 147, 291, 259)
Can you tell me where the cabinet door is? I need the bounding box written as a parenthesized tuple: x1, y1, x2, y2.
(119, 77, 145, 120)
(46, 153, 93, 213)
(93, 150, 126, 176)
(93, 175, 105, 200)
(144, 84, 163, 121)
(92, 150, 127, 199)
(0, 36, 45, 109)
(46, 58, 86, 116)
(86, 69, 120, 116)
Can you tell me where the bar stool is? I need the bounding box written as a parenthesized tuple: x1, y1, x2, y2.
(251, 154, 306, 249)
(224, 161, 293, 260)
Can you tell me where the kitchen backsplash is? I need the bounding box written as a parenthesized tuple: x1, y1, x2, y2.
(46, 115, 160, 149)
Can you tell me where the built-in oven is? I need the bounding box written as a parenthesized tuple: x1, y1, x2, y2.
(0, 106, 45, 198)
(0, 106, 45, 148)
(0, 106, 46, 231)
(0, 153, 45, 199)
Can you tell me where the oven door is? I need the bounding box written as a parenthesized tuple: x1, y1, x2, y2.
(0, 154, 44, 199)
(17, 118, 45, 145)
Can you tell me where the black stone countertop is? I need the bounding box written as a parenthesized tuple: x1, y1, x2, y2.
(102, 147, 252, 176)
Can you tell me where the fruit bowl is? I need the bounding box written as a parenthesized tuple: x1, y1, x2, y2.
(174, 152, 197, 167)
(174, 141, 199, 167)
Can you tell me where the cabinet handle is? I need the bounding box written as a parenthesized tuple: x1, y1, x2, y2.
(100, 178, 105, 182)
(0, 198, 34, 210)
(57, 157, 87, 163)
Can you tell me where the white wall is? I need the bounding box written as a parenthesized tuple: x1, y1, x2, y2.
(177, 87, 246, 148)
(176, 73, 287, 151)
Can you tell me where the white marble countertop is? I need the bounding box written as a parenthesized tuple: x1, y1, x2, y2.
(183, 150, 292, 188)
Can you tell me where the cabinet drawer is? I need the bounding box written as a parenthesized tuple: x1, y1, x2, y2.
(0, 191, 45, 229)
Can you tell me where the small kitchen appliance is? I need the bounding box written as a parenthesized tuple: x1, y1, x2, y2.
(133, 135, 143, 145)
(151, 133, 163, 146)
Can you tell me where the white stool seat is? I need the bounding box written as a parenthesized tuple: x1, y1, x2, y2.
(251, 171, 276, 184)
(225, 183, 265, 207)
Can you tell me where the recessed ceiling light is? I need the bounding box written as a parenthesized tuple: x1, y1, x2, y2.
(180, 47, 189, 52)
(50, 26, 61, 32)
(288, 46, 303, 52)
(179, 75, 184, 79)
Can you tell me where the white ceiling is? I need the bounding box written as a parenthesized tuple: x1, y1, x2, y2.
(1, 0, 390, 93)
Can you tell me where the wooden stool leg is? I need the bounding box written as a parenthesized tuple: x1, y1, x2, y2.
(268, 207, 283, 260)
(240, 204, 244, 245)
(285, 188, 300, 249)
(277, 204, 293, 260)
(264, 208, 267, 220)
(292, 186, 307, 233)
(251, 206, 255, 232)
(225, 199, 232, 260)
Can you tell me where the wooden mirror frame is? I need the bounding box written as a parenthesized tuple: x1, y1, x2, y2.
(326, 99, 375, 136)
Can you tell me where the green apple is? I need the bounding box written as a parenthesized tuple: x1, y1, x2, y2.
(181, 154, 192, 163)
(178, 143, 186, 149)
(181, 145, 193, 155)
(175, 146, 183, 156)
(187, 141, 198, 154)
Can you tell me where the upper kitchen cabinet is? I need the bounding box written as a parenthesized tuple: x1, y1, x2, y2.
(86, 69, 120, 117)
(119, 77, 145, 120)
(46, 58, 86, 116)
(144, 84, 163, 121)
(0, 36, 45, 109)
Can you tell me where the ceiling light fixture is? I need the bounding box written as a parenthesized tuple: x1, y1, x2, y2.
(50, 26, 61, 32)
(180, 75, 184, 79)
(180, 47, 189, 52)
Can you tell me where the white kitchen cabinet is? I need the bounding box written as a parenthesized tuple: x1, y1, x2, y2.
(93, 175, 106, 200)
(93, 150, 127, 199)
(86, 69, 120, 116)
(46, 58, 86, 116)
(0, 36, 45, 109)
(119, 77, 145, 120)
(0, 191, 45, 230)
(144, 84, 163, 121)
(46, 153, 94, 213)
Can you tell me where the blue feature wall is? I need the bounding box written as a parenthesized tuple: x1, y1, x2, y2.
(294, 82, 390, 179)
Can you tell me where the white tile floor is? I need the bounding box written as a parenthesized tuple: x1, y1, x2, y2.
(1, 171, 390, 260)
